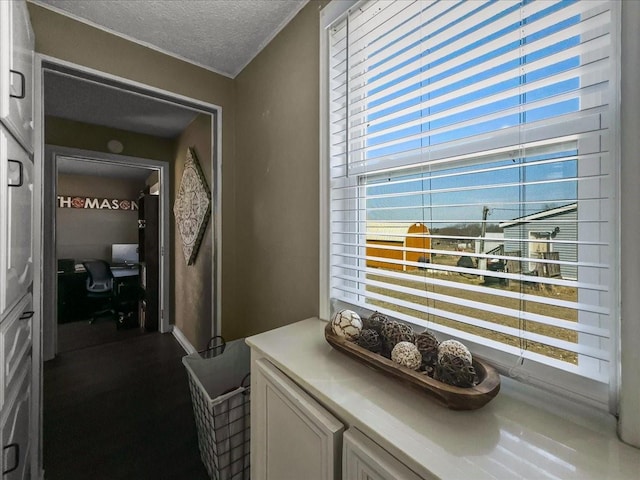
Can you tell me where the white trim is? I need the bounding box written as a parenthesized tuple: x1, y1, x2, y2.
(618, 0, 640, 448)
(171, 325, 197, 355)
(44, 146, 172, 337)
(28, 0, 235, 79)
(320, 0, 359, 29)
(319, 0, 358, 321)
(39, 54, 223, 338)
(213, 111, 223, 338)
(31, 44, 44, 480)
(235, 0, 311, 77)
(319, 4, 331, 322)
(33, 52, 226, 476)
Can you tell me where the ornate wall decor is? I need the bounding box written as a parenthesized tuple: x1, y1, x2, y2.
(173, 147, 211, 265)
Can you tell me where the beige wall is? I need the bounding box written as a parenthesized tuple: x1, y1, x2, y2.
(46, 116, 176, 162)
(172, 114, 213, 349)
(230, 1, 328, 339)
(29, 3, 236, 346)
(57, 174, 144, 261)
(31, 0, 327, 342)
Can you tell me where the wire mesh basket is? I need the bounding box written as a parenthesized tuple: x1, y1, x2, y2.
(183, 336, 251, 479)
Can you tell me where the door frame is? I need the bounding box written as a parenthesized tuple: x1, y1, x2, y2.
(43, 145, 171, 360)
(33, 53, 223, 478)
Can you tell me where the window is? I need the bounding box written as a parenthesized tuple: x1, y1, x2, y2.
(322, 0, 617, 409)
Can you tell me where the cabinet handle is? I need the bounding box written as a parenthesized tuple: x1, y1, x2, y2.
(2, 443, 19, 475)
(7, 159, 23, 187)
(19, 311, 34, 320)
(9, 70, 25, 99)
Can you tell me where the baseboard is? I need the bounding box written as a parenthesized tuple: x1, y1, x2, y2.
(172, 326, 198, 354)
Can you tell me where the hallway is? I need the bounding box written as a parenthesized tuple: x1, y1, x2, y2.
(43, 325, 209, 479)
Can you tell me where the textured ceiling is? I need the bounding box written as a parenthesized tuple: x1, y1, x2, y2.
(31, 0, 309, 78)
(45, 71, 199, 138)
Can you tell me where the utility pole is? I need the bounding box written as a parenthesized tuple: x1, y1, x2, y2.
(478, 205, 490, 271)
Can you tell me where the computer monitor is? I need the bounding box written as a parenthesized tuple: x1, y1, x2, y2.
(111, 243, 139, 265)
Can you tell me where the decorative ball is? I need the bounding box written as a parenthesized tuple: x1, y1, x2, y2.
(380, 321, 415, 353)
(391, 341, 422, 370)
(437, 339, 472, 365)
(356, 329, 382, 353)
(415, 331, 439, 368)
(363, 311, 388, 333)
(331, 309, 363, 341)
(434, 353, 477, 387)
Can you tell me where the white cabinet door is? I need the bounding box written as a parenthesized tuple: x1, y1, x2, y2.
(0, 0, 34, 152)
(252, 358, 344, 480)
(0, 126, 32, 317)
(343, 428, 429, 480)
(0, 364, 30, 480)
(0, 294, 32, 408)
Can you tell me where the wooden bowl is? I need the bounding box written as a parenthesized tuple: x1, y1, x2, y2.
(325, 323, 500, 410)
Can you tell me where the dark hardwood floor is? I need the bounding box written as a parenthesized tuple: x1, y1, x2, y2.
(44, 321, 209, 480)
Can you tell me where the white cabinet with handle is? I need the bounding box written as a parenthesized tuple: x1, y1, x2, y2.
(251, 357, 344, 480)
(0, 126, 32, 318)
(0, 2, 34, 479)
(0, 0, 34, 153)
(0, 362, 30, 480)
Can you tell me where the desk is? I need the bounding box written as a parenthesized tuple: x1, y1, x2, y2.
(111, 266, 139, 278)
(57, 267, 139, 323)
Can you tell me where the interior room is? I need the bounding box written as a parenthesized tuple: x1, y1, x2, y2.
(1, 0, 639, 479)
(55, 158, 153, 352)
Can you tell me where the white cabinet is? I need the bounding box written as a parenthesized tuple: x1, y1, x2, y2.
(0, 296, 32, 480)
(0, 294, 31, 480)
(0, 125, 32, 317)
(0, 2, 34, 478)
(0, 295, 32, 408)
(249, 354, 431, 480)
(0, 0, 34, 152)
(0, 363, 30, 480)
(343, 428, 428, 480)
(252, 358, 344, 480)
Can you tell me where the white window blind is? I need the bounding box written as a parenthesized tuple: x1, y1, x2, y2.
(326, 0, 616, 407)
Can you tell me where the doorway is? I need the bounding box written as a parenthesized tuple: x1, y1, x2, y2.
(49, 152, 164, 356)
(38, 61, 222, 360)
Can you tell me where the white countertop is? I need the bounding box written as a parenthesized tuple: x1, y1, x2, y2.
(246, 318, 640, 480)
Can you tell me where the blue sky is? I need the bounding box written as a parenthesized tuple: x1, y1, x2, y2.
(360, 0, 581, 225)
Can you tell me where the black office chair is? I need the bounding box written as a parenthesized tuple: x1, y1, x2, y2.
(82, 260, 117, 323)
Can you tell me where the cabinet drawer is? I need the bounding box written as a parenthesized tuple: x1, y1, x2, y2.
(0, 294, 32, 408)
(0, 363, 30, 480)
(0, 126, 33, 317)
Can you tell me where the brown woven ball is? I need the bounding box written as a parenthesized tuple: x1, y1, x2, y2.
(363, 311, 388, 333)
(380, 321, 415, 353)
(356, 328, 382, 353)
(434, 353, 477, 387)
(415, 331, 439, 369)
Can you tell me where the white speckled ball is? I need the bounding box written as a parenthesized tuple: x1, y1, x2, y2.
(331, 309, 363, 341)
(437, 340, 472, 364)
(391, 341, 422, 370)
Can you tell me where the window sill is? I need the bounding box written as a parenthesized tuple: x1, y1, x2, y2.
(246, 318, 640, 479)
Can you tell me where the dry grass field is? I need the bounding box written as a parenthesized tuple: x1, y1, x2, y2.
(366, 247, 578, 364)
